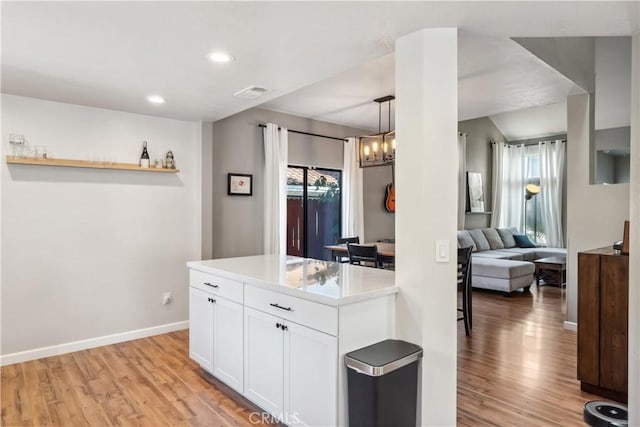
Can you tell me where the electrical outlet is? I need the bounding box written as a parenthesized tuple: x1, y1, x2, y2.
(162, 292, 172, 305)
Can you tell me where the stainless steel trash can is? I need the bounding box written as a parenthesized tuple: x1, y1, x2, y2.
(344, 339, 422, 427)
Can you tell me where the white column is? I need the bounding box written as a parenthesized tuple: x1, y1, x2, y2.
(628, 32, 640, 427)
(395, 28, 458, 426)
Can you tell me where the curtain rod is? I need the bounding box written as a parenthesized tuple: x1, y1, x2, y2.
(258, 123, 347, 142)
(490, 139, 567, 146)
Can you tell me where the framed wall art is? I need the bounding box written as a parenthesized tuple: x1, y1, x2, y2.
(466, 171, 485, 213)
(228, 173, 253, 196)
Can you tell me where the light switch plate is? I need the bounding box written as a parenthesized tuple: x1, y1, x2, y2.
(435, 240, 450, 263)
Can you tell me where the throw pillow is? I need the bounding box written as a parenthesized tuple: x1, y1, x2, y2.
(482, 228, 505, 250)
(497, 228, 517, 248)
(513, 234, 536, 248)
(456, 230, 477, 252)
(469, 229, 491, 252)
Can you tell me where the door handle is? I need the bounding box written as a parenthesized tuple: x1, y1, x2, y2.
(204, 282, 219, 288)
(270, 303, 293, 312)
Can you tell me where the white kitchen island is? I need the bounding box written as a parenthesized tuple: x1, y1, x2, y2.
(187, 254, 397, 427)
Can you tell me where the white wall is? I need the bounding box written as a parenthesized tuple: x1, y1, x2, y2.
(1, 95, 201, 361)
(565, 93, 629, 325)
(395, 28, 458, 425)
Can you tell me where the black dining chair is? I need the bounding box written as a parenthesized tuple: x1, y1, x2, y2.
(458, 246, 473, 336)
(347, 243, 380, 268)
(335, 237, 360, 262)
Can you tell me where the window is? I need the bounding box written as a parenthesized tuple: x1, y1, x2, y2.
(286, 167, 341, 260)
(524, 145, 544, 244)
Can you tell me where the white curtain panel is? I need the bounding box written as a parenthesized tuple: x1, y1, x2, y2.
(539, 140, 566, 247)
(341, 137, 365, 240)
(263, 123, 288, 255)
(491, 142, 525, 230)
(457, 132, 467, 229)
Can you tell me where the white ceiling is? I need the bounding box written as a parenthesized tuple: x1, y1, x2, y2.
(2, 2, 638, 130)
(489, 101, 568, 141)
(263, 33, 583, 132)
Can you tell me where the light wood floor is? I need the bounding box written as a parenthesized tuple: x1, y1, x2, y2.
(2, 285, 597, 427)
(457, 285, 598, 426)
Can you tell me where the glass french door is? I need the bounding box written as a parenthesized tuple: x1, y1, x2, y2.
(287, 167, 341, 260)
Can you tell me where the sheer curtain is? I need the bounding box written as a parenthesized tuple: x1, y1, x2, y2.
(491, 142, 525, 230)
(263, 123, 288, 255)
(341, 137, 364, 240)
(539, 140, 566, 247)
(457, 132, 467, 229)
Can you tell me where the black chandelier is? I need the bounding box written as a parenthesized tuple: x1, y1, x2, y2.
(358, 95, 395, 168)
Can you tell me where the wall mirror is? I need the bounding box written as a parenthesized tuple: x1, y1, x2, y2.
(592, 36, 631, 185)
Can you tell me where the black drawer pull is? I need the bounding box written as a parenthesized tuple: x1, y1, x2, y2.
(270, 303, 293, 312)
(204, 282, 219, 288)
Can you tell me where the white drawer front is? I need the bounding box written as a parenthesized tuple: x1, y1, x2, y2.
(244, 285, 337, 336)
(190, 270, 243, 304)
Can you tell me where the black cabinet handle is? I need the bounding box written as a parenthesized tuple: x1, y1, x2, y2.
(276, 323, 282, 329)
(207, 297, 216, 304)
(204, 282, 219, 288)
(270, 303, 293, 312)
(282, 324, 288, 331)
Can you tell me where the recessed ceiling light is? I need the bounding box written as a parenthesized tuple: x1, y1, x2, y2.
(208, 51, 234, 63)
(146, 95, 166, 104)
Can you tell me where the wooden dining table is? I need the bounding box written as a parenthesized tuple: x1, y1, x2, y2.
(324, 242, 396, 263)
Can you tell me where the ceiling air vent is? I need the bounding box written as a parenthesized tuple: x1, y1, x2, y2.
(233, 85, 272, 99)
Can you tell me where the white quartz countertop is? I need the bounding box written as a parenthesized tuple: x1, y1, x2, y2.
(187, 255, 397, 306)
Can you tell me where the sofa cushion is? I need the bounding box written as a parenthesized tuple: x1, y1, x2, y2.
(472, 250, 524, 261)
(497, 228, 517, 248)
(500, 248, 539, 261)
(483, 228, 505, 249)
(513, 234, 536, 248)
(534, 248, 567, 259)
(456, 230, 477, 251)
(468, 229, 491, 252)
(472, 274, 534, 293)
(471, 258, 535, 279)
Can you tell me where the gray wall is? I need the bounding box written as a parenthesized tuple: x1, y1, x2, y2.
(211, 108, 373, 258)
(210, 111, 508, 253)
(363, 166, 395, 242)
(595, 126, 631, 150)
(458, 117, 507, 230)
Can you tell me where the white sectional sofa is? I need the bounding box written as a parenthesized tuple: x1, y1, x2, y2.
(457, 228, 567, 294)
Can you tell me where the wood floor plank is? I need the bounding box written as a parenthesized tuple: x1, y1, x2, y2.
(2, 284, 599, 426)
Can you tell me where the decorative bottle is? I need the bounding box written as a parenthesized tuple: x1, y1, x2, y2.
(140, 141, 150, 168)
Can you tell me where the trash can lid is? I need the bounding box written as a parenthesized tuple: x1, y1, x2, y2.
(583, 401, 628, 427)
(344, 339, 423, 377)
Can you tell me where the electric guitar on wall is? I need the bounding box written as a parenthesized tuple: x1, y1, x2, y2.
(384, 163, 395, 213)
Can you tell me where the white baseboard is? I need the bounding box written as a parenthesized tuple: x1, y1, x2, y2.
(0, 320, 189, 366)
(563, 321, 577, 331)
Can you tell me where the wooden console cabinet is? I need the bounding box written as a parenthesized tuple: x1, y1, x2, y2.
(577, 247, 628, 403)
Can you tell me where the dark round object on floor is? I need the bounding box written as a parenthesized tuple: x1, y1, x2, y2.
(583, 401, 628, 427)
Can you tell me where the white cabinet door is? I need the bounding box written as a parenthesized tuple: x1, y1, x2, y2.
(213, 296, 244, 394)
(284, 322, 338, 427)
(244, 307, 284, 418)
(189, 286, 214, 372)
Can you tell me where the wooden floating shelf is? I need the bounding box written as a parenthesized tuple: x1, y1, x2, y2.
(6, 156, 180, 173)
